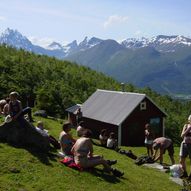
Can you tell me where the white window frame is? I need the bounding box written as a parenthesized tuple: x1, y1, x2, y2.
(140, 101, 146, 110)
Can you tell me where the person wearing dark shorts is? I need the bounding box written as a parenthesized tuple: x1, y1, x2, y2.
(152, 137, 175, 165)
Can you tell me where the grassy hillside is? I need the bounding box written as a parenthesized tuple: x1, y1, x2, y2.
(0, 116, 183, 191)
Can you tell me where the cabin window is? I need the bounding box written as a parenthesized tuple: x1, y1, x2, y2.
(140, 101, 146, 110)
(150, 117, 161, 137)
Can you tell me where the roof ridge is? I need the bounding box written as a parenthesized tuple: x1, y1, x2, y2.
(97, 89, 146, 96)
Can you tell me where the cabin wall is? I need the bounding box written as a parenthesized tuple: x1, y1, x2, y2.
(121, 98, 165, 146)
(82, 117, 118, 140)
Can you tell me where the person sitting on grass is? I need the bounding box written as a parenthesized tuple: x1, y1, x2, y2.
(71, 129, 124, 177)
(8, 91, 34, 124)
(0, 99, 9, 116)
(152, 137, 175, 165)
(0, 99, 6, 111)
(35, 121, 60, 149)
(3, 97, 10, 116)
(107, 132, 120, 151)
(99, 129, 108, 147)
(59, 122, 76, 156)
(76, 121, 86, 137)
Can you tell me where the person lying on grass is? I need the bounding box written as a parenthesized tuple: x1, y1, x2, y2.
(71, 129, 124, 177)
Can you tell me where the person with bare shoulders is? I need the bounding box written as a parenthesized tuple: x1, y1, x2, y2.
(71, 129, 124, 177)
(179, 115, 191, 178)
(152, 137, 175, 165)
(59, 122, 76, 156)
(76, 121, 86, 137)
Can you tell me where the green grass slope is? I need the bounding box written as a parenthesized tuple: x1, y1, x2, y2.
(0, 117, 182, 191)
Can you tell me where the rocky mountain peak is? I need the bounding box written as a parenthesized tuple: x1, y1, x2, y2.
(0, 28, 33, 50)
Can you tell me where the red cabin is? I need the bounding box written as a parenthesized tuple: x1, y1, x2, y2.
(80, 89, 167, 146)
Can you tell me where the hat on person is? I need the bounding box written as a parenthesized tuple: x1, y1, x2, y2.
(188, 115, 191, 121)
(9, 91, 19, 98)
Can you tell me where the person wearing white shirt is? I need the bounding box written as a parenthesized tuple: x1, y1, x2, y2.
(36, 121, 60, 149)
(107, 132, 118, 149)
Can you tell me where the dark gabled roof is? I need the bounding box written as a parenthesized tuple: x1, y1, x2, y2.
(65, 104, 81, 114)
(82, 89, 166, 126)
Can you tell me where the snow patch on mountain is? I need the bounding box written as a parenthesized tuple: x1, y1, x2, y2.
(121, 35, 191, 52)
(78, 36, 103, 51)
(1, 28, 191, 58)
(0, 28, 33, 51)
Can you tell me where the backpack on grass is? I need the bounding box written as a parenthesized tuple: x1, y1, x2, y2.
(135, 155, 155, 165)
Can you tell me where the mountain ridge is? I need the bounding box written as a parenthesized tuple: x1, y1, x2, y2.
(1, 28, 191, 56)
(1, 28, 191, 96)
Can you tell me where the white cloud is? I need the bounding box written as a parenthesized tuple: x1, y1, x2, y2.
(0, 16, 6, 21)
(28, 36, 55, 48)
(103, 15, 128, 28)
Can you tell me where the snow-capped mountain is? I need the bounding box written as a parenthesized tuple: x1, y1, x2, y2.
(1, 28, 191, 95)
(120, 37, 150, 49)
(121, 35, 191, 52)
(1, 28, 191, 58)
(78, 36, 103, 50)
(0, 28, 34, 51)
(45, 36, 103, 56)
(150, 35, 191, 46)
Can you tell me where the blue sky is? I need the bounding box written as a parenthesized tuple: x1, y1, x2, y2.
(0, 0, 190, 47)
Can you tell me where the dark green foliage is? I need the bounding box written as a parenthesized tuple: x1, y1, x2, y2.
(0, 45, 190, 144)
(0, 45, 120, 117)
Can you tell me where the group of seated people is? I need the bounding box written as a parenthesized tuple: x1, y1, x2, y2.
(59, 121, 124, 177)
(99, 129, 119, 150)
(4, 92, 191, 179)
(1, 93, 124, 177)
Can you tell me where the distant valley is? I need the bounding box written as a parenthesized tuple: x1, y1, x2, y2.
(1, 28, 191, 98)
